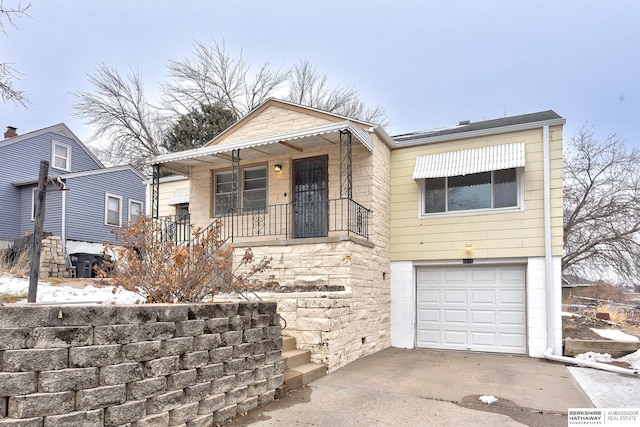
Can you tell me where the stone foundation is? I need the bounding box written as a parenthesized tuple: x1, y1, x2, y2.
(0, 302, 282, 425)
(232, 237, 391, 373)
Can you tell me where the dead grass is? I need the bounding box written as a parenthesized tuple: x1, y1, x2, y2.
(0, 248, 31, 277)
(0, 292, 27, 303)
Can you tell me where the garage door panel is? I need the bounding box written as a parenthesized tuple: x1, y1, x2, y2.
(443, 269, 467, 283)
(417, 308, 440, 323)
(499, 267, 526, 282)
(470, 289, 497, 304)
(416, 265, 526, 354)
(470, 310, 496, 325)
(443, 309, 467, 324)
(470, 268, 497, 282)
(500, 311, 526, 326)
(499, 289, 525, 304)
(417, 289, 440, 304)
(500, 333, 526, 349)
(443, 289, 467, 304)
(443, 330, 467, 346)
(417, 329, 441, 346)
(470, 331, 497, 348)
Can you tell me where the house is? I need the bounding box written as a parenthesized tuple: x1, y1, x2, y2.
(150, 99, 564, 370)
(0, 124, 147, 275)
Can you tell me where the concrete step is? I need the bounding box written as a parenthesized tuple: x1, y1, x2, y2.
(278, 335, 327, 396)
(282, 363, 328, 392)
(281, 349, 310, 370)
(282, 335, 297, 352)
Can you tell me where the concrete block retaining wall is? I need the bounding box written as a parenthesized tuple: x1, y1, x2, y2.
(0, 303, 283, 426)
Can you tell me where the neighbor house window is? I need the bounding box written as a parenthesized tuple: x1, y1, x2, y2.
(213, 165, 267, 215)
(423, 168, 519, 214)
(105, 193, 122, 227)
(52, 141, 71, 171)
(129, 200, 143, 223)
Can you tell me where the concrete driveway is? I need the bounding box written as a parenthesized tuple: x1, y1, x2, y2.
(227, 348, 597, 427)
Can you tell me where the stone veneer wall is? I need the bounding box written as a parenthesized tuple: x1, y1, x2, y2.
(0, 303, 283, 427)
(233, 237, 391, 373)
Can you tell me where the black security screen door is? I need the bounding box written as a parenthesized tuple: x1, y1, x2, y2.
(293, 156, 328, 238)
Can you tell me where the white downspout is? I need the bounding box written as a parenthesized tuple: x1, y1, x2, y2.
(540, 125, 637, 376)
(59, 177, 67, 250)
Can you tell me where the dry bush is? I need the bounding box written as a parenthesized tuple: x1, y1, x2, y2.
(97, 216, 276, 303)
(0, 248, 30, 277)
(590, 280, 627, 301)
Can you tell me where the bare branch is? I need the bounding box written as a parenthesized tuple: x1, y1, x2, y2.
(73, 64, 164, 169)
(563, 125, 640, 288)
(0, 1, 31, 106)
(285, 60, 389, 126)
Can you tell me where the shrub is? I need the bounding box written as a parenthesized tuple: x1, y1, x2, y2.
(97, 216, 276, 303)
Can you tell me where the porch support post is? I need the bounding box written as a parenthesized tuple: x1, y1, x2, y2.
(339, 129, 353, 199)
(152, 163, 161, 219)
(231, 149, 240, 210)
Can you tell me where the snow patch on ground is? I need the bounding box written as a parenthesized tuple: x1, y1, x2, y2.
(575, 351, 614, 363)
(479, 395, 498, 405)
(590, 328, 640, 342)
(617, 350, 640, 370)
(0, 273, 142, 304)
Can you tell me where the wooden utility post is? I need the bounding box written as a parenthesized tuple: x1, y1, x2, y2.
(28, 160, 49, 303)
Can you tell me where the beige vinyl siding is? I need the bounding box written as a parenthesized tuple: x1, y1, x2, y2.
(157, 178, 189, 218)
(390, 126, 563, 261)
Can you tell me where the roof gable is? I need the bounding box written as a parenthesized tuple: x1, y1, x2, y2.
(206, 98, 373, 147)
(0, 123, 104, 168)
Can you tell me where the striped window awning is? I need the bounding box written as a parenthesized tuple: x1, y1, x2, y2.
(412, 142, 525, 180)
(168, 188, 190, 205)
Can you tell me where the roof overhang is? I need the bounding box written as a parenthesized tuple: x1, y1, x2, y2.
(150, 121, 373, 175)
(413, 142, 525, 179)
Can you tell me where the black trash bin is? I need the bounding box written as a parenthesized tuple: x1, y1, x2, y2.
(70, 253, 102, 278)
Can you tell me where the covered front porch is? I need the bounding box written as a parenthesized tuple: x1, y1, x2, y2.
(149, 120, 374, 246)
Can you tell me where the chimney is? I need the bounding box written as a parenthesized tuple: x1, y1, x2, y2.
(4, 126, 17, 139)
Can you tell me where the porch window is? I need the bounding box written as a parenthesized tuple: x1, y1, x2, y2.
(423, 168, 519, 214)
(242, 166, 267, 212)
(213, 165, 267, 216)
(105, 193, 122, 227)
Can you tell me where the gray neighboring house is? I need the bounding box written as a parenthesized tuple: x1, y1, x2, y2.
(0, 124, 146, 262)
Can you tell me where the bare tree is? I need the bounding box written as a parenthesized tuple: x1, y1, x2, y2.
(563, 126, 640, 289)
(286, 60, 388, 126)
(75, 39, 389, 168)
(0, 0, 30, 106)
(161, 40, 289, 118)
(74, 64, 164, 170)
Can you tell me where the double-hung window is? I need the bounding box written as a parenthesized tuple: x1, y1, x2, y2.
(52, 141, 71, 171)
(213, 165, 267, 216)
(129, 200, 143, 223)
(105, 193, 122, 227)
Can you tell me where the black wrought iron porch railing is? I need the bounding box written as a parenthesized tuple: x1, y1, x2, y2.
(157, 198, 370, 245)
(217, 198, 370, 242)
(155, 215, 192, 245)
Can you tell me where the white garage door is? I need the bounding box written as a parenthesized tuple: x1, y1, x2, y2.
(416, 265, 526, 354)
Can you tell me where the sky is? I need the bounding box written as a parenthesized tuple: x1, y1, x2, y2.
(2, 0, 640, 151)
